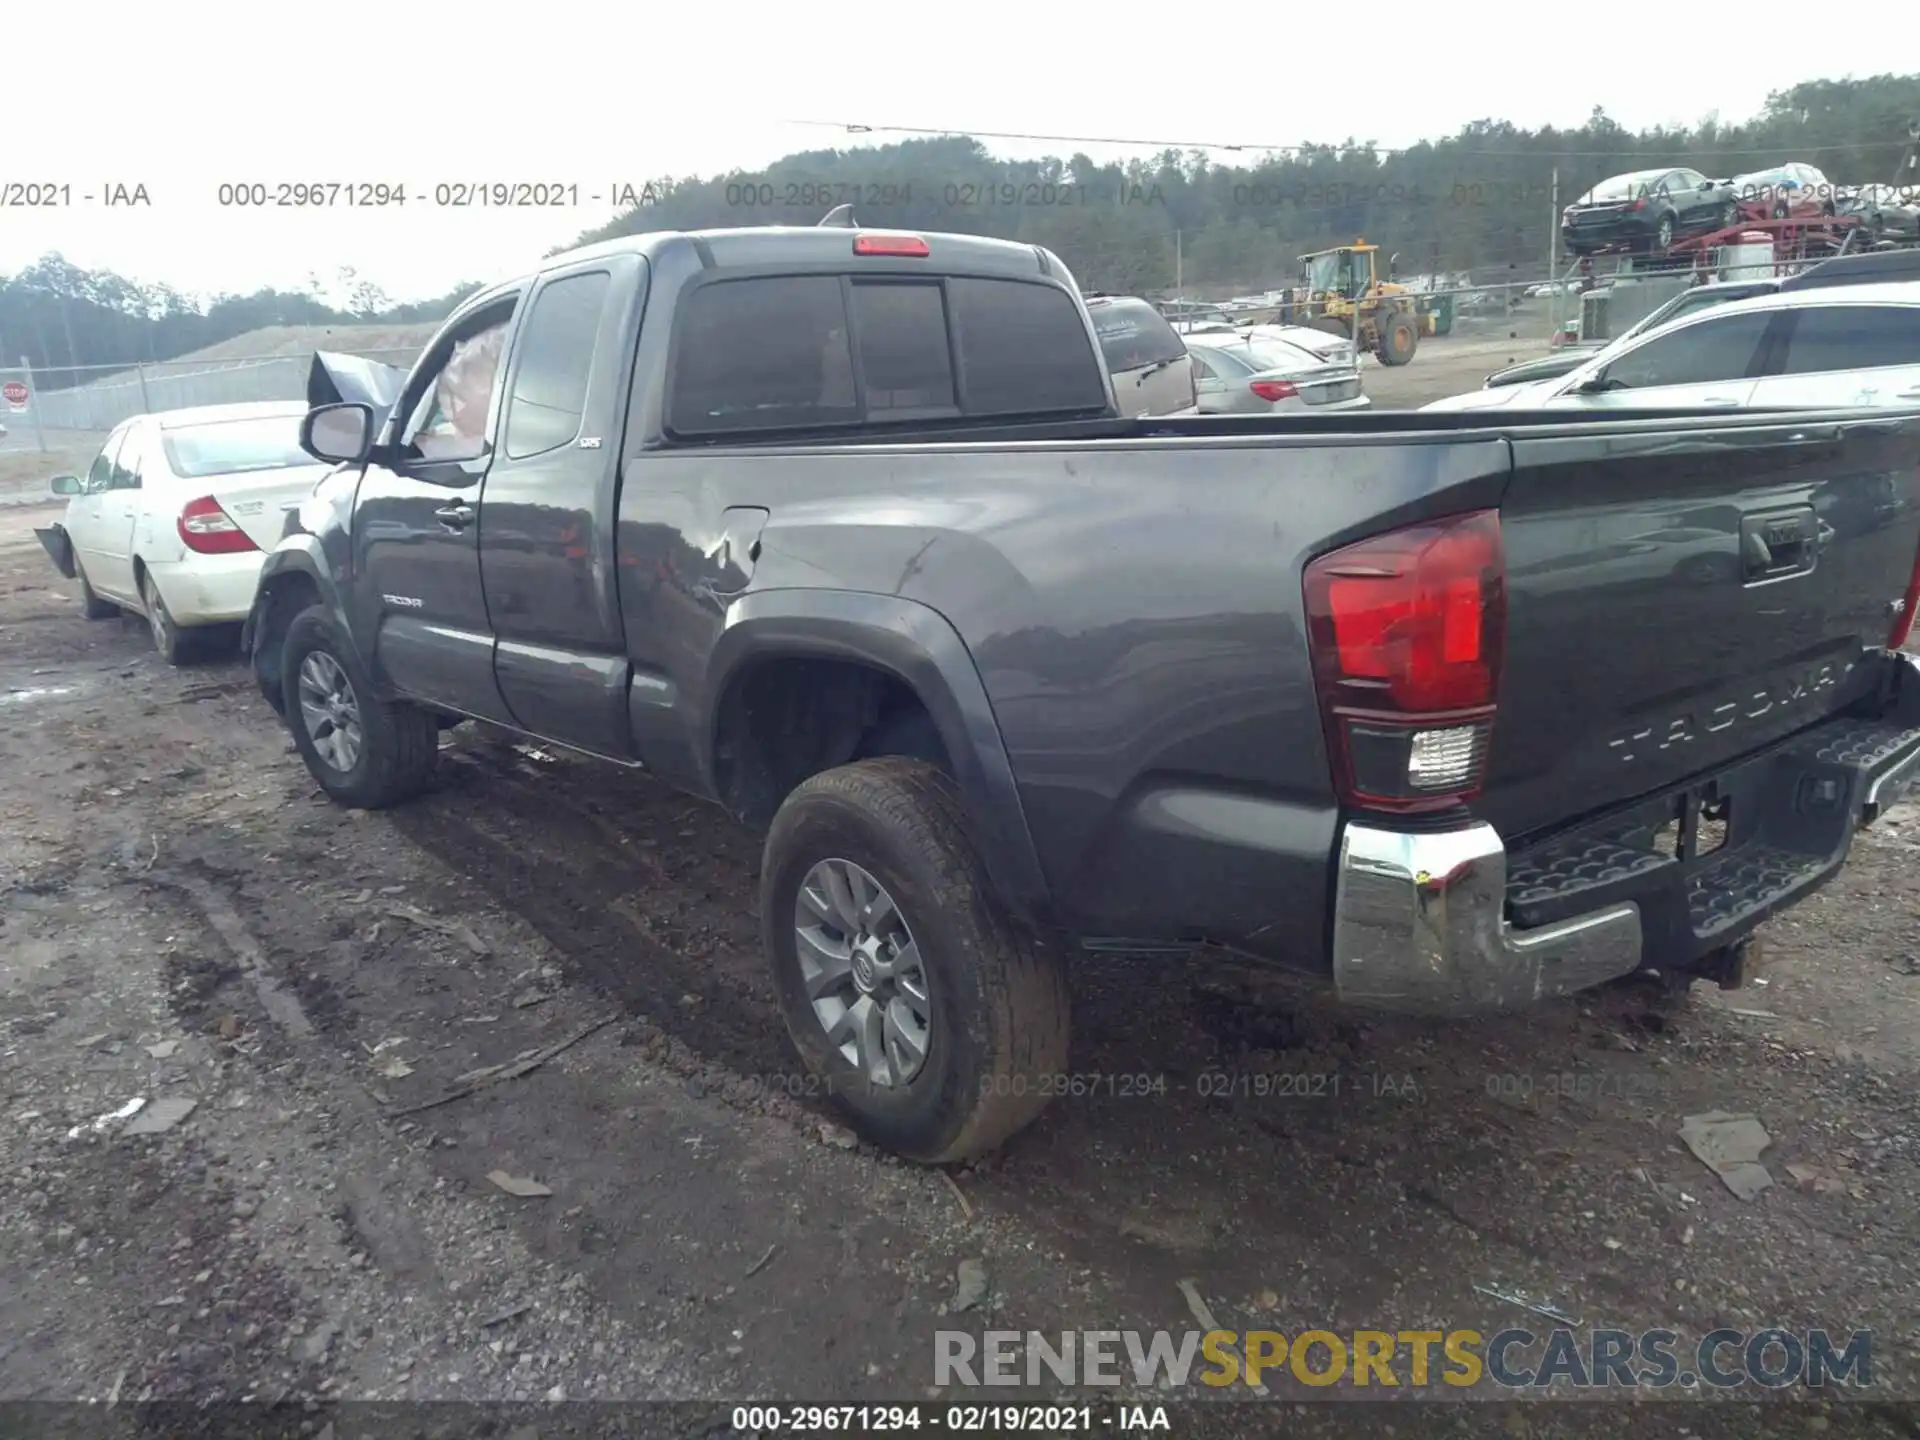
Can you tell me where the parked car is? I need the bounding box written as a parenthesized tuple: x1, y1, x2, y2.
(1482, 280, 1780, 389)
(1239, 322, 1358, 368)
(1841, 184, 1920, 242)
(1733, 162, 1840, 222)
(33, 401, 325, 662)
(1185, 332, 1368, 413)
(243, 219, 1920, 1165)
(1172, 318, 1358, 369)
(1084, 294, 1197, 416)
(1561, 167, 1742, 255)
(1423, 281, 1920, 413)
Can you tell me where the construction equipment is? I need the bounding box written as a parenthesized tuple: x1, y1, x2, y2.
(1288, 241, 1422, 366)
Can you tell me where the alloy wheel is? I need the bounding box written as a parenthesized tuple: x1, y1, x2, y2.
(792, 858, 932, 1087)
(297, 651, 364, 773)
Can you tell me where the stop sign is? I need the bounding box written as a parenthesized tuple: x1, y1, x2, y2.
(2, 380, 28, 408)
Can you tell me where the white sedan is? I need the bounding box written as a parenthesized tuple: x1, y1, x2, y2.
(35, 401, 329, 663)
(1420, 282, 1920, 416)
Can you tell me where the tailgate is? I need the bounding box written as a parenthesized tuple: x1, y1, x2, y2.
(1478, 414, 1920, 842)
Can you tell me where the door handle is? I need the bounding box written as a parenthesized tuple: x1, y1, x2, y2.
(1699, 396, 1741, 406)
(434, 503, 474, 530)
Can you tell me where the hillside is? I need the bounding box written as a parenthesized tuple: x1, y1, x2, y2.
(152, 323, 440, 369)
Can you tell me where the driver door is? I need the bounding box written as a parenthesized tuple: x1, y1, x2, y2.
(68, 423, 132, 599)
(1546, 308, 1779, 411)
(350, 293, 522, 722)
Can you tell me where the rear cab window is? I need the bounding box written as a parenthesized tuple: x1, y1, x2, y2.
(667, 272, 1108, 438)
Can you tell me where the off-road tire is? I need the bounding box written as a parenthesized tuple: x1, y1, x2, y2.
(281, 603, 439, 809)
(761, 757, 1070, 1164)
(74, 559, 117, 620)
(141, 570, 193, 665)
(1377, 311, 1418, 367)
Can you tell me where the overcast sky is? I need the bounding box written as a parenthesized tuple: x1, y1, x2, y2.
(0, 2, 1888, 305)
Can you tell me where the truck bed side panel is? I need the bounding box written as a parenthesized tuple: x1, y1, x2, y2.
(620, 434, 1511, 956)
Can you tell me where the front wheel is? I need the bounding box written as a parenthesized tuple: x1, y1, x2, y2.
(281, 604, 439, 809)
(1376, 311, 1418, 366)
(761, 758, 1070, 1163)
(1653, 212, 1676, 250)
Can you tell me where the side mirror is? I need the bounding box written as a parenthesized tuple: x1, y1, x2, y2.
(1575, 373, 1608, 394)
(49, 474, 81, 496)
(301, 402, 375, 464)
(1699, 181, 1713, 192)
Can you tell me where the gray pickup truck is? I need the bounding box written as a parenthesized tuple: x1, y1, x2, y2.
(242, 218, 1920, 1163)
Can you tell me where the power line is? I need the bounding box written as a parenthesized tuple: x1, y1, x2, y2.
(786, 119, 1910, 162)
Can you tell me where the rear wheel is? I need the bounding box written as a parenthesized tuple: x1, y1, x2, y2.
(141, 571, 193, 665)
(74, 559, 117, 620)
(1376, 311, 1418, 367)
(761, 758, 1070, 1163)
(281, 604, 439, 809)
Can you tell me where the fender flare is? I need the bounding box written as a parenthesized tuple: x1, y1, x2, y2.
(706, 588, 1054, 928)
(242, 540, 366, 711)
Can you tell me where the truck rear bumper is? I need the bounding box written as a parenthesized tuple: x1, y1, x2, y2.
(1332, 658, 1920, 1016)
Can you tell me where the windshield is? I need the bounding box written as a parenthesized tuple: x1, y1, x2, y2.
(1090, 300, 1187, 372)
(1304, 252, 1354, 294)
(1582, 170, 1665, 203)
(160, 416, 311, 479)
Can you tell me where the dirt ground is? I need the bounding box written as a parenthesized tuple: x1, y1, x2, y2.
(6, 481, 1920, 1436)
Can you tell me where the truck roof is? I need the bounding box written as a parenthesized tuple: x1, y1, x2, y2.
(540, 225, 1066, 282)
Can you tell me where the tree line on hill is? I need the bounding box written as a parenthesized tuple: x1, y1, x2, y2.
(4, 73, 1915, 385)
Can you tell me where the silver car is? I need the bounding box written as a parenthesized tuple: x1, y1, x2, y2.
(1186, 333, 1369, 414)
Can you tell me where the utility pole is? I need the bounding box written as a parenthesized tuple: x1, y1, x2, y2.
(1174, 230, 1183, 295)
(22, 357, 47, 452)
(1548, 168, 1560, 280)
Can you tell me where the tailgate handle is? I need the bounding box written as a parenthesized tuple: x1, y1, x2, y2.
(1741, 507, 1818, 582)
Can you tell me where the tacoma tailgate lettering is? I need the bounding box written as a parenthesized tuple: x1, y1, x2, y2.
(1607, 660, 1852, 763)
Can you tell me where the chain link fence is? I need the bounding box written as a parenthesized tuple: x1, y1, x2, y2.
(0, 347, 422, 452)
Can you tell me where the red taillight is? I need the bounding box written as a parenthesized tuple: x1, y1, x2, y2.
(1629, 197, 1648, 211)
(1891, 529, 1920, 651)
(1250, 379, 1299, 402)
(1303, 509, 1505, 813)
(177, 496, 257, 555)
(853, 232, 930, 257)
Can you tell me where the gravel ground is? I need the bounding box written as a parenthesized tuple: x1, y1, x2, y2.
(5, 479, 1920, 1437)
